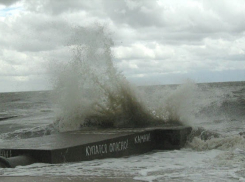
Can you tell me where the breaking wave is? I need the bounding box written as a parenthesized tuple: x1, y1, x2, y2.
(0, 124, 55, 140)
(48, 24, 245, 133)
(49, 25, 205, 132)
(49, 25, 168, 132)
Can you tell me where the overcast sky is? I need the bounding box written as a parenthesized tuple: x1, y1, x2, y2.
(0, 0, 245, 92)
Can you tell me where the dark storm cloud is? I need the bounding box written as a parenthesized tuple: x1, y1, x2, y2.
(24, 0, 99, 15)
(0, 0, 20, 6)
(22, 0, 245, 45)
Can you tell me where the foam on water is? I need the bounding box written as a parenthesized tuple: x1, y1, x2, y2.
(0, 124, 55, 140)
(140, 81, 200, 126)
(188, 134, 245, 151)
(1, 149, 244, 181)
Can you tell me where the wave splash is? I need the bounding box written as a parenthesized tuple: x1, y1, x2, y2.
(50, 25, 170, 132)
(47, 24, 245, 135)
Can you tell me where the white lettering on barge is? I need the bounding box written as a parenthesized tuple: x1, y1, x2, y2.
(85, 139, 128, 156)
(86, 144, 107, 156)
(0, 150, 12, 158)
(134, 133, 151, 144)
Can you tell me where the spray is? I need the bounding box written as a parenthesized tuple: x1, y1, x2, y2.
(50, 25, 159, 132)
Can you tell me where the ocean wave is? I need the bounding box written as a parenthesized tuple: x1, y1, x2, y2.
(0, 124, 55, 140)
(187, 128, 245, 151)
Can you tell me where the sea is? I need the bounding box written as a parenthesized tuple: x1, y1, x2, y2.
(0, 81, 245, 182)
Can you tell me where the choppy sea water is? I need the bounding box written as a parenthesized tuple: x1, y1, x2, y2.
(0, 81, 245, 182)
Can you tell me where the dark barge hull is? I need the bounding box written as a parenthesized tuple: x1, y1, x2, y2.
(0, 126, 192, 168)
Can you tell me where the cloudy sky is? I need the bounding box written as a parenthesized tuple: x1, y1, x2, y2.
(0, 0, 245, 92)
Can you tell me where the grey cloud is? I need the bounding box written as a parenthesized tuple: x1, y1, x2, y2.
(24, 0, 165, 27)
(102, 0, 165, 28)
(203, 0, 245, 32)
(24, 0, 100, 15)
(0, 13, 71, 52)
(1, 0, 245, 92)
(0, 0, 20, 6)
(22, 0, 245, 39)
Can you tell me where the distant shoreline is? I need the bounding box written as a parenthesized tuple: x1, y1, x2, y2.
(1, 80, 244, 94)
(138, 80, 245, 88)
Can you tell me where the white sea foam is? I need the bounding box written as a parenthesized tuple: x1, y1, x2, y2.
(0, 124, 55, 140)
(2, 149, 244, 181)
(141, 80, 200, 126)
(188, 134, 245, 151)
